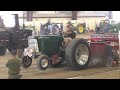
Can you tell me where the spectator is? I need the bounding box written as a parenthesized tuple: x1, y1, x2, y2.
(95, 24, 100, 34)
(104, 22, 109, 33)
(6, 50, 22, 79)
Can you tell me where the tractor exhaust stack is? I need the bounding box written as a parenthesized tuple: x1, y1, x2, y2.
(12, 14, 20, 30)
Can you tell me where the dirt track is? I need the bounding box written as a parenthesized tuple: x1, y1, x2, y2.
(0, 52, 120, 79)
(0, 32, 120, 79)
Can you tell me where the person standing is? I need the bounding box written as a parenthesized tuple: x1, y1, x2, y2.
(44, 18, 51, 34)
(104, 22, 110, 33)
(95, 24, 100, 34)
(6, 50, 22, 79)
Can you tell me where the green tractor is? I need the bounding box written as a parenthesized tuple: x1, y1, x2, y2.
(76, 23, 86, 34)
(21, 30, 91, 71)
(109, 22, 120, 33)
(98, 19, 120, 33)
(20, 22, 89, 71)
(67, 21, 86, 34)
(21, 33, 65, 70)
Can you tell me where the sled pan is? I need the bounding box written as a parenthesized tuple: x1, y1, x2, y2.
(89, 42, 107, 66)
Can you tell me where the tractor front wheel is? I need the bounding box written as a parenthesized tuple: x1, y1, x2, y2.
(37, 54, 50, 70)
(21, 56, 32, 68)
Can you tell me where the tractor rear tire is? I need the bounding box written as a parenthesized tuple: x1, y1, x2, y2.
(65, 38, 91, 70)
(77, 25, 85, 34)
(0, 45, 6, 56)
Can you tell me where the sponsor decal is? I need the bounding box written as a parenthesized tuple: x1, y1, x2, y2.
(91, 34, 118, 38)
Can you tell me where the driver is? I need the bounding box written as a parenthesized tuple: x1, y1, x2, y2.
(64, 25, 76, 39)
(63, 25, 76, 47)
